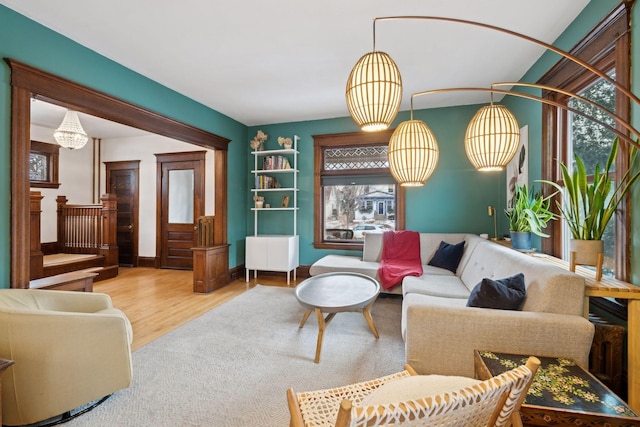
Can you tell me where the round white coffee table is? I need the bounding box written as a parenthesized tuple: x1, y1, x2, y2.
(294, 272, 380, 363)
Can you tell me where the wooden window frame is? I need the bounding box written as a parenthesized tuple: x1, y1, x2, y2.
(313, 130, 405, 250)
(538, 3, 632, 281)
(29, 140, 60, 189)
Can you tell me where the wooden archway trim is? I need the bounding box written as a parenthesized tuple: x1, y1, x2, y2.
(6, 58, 230, 288)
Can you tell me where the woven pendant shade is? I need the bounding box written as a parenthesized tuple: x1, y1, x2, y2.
(346, 51, 402, 132)
(388, 120, 439, 186)
(464, 104, 520, 171)
(54, 110, 89, 150)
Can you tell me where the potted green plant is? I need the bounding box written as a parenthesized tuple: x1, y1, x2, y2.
(542, 138, 640, 275)
(505, 183, 556, 250)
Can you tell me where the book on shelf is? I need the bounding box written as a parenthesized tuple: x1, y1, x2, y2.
(261, 155, 291, 171)
(254, 175, 281, 189)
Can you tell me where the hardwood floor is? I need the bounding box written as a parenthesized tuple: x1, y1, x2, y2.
(94, 267, 301, 350)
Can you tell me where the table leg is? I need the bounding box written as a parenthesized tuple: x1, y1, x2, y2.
(314, 308, 326, 363)
(298, 310, 311, 328)
(628, 300, 639, 412)
(362, 301, 379, 339)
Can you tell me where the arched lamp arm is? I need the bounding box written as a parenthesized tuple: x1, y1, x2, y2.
(493, 81, 639, 141)
(372, 16, 640, 107)
(410, 87, 640, 150)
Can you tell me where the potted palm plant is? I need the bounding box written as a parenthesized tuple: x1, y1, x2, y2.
(542, 138, 640, 277)
(505, 183, 556, 250)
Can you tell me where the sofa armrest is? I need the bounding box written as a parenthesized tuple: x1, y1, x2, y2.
(404, 301, 594, 378)
(1, 309, 132, 424)
(28, 289, 114, 313)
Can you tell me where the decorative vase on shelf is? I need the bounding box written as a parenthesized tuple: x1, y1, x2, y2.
(284, 142, 292, 150)
(510, 231, 531, 251)
(255, 200, 264, 209)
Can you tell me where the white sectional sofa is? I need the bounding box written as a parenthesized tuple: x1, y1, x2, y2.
(309, 232, 595, 378)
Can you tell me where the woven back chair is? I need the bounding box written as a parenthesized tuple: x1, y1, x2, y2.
(287, 357, 540, 427)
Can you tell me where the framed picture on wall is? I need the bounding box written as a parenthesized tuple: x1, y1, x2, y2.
(506, 125, 528, 210)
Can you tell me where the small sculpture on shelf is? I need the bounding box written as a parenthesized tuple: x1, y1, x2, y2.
(250, 130, 268, 151)
(277, 136, 293, 150)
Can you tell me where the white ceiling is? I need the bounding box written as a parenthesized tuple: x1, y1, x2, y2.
(2, 0, 591, 128)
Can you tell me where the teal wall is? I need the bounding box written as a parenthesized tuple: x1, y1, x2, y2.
(0, 5, 249, 288)
(248, 103, 505, 266)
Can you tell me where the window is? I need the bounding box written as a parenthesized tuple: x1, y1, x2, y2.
(566, 74, 616, 275)
(313, 130, 405, 250)
(539, 4, 631, 280)
(29, 140, 60, 189)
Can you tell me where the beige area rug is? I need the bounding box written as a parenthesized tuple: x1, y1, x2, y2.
(66, 285, 405, 426)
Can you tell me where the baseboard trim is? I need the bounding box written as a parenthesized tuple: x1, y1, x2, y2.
(238, 265, 311, 280)
(138, 257, 157, 268)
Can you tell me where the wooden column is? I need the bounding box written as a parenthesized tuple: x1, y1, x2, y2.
(55, 195, 68, 253)
(99, 194, 119, 267)
(30, 192, 44, 280)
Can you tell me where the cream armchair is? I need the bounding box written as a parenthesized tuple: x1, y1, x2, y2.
(0, 289, 133, 426)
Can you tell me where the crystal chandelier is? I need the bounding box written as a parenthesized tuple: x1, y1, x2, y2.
(54, 110, 88, 149)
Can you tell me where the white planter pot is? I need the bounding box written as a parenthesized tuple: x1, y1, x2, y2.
(569, 239, 603, 265)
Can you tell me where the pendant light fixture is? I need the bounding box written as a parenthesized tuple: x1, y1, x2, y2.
(464, 103, 520, 171)
(388, 118, 439, 186)
(346, 51, 402, 132)
(346, 16, 640, 182)
(54, 110, 89, 150)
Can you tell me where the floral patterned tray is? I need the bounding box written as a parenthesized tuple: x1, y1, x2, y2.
(477, 351, 638, 420)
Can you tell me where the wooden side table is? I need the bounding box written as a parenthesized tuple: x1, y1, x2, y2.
(474, 350, 639, 426)
(192, 244, 230, 293)
(0, 359, 15, 427)
(526, 253, 640, 412)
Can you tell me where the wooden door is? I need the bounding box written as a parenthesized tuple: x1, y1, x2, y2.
(106, 161, 140, 267)
(156, 152, 205, 270)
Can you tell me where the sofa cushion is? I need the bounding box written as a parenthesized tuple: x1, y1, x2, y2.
(428, 241, 465, 273)
(418, 234, 467, 264)
(401, 293, 468, 340)
(309, 254, 403, 295)
(466, 273, 526, 310)
(459, 242, 585, 316)
(362, 232, 384, 262)
(403, 275, 470, 299)
(308, 254, 379, 279)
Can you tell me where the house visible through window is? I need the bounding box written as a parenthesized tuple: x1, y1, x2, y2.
(313, 130, 405, 249)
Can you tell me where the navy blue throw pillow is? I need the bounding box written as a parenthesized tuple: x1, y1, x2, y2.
(428, 241, 465, 273)
(466, 273, 527, 310)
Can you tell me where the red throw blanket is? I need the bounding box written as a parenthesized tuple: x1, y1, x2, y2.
(378, 230, 423, 290)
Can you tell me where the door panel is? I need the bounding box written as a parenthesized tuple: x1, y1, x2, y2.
(106, 162, 140, 267)
(157, 153, 205, 270)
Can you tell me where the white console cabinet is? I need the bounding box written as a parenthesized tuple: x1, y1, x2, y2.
(245, 235, 299, 284)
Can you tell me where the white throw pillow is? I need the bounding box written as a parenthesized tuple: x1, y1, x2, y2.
(359, 375, 481, 406)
